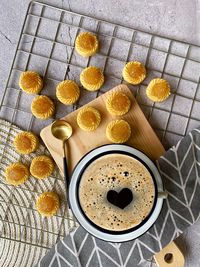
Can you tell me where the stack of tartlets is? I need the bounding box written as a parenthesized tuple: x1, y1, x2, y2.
(18, 30, 171, 122)
(19, 70, 55, 120)
(5, 130, 60, 217)
(8, 29, 172, 218)
(105, 91, 132, 143)
(75, 89, 132, 144)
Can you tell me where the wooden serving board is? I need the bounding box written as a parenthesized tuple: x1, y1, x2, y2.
(154, 241, 185, 267)
(40, 84, 165, 175)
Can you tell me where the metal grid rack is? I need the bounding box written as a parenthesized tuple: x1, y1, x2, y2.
(0, 1, 200, 266)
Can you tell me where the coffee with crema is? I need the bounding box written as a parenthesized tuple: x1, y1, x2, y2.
(79, 154, 155, 231)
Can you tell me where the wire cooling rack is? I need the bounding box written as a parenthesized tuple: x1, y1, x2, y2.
(0, 1, 200, 266)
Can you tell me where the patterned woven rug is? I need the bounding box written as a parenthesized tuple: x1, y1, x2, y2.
(0, 119, 78, 267)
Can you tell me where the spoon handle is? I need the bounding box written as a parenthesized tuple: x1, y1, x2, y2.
(63, 156, 70, 209)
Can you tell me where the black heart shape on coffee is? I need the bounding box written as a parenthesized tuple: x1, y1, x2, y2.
(107, 188, 133, 209)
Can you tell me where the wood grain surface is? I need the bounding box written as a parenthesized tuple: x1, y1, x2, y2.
(154, 241, 185, 267)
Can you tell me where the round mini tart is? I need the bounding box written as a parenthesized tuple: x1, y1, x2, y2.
(14, 131, 39, 155)
(146, 78, 171, 102)
(36, 192, 59, 217)
(19, 71, 43, 94)
(56, 80, 80, 105)
(106, 119, 131, 143)
(80, 66, 104, 91)
(30, 155, 54, 179)
(106, 91, 131, 116)
(122, 61, 146, 85)
(77, 106, 101, 131)
(31, 95, 55, 119)
(5, 162, 29, 185)
(75, 32, 98, 57)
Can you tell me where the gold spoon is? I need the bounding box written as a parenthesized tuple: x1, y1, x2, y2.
(51, 120, 73, 205)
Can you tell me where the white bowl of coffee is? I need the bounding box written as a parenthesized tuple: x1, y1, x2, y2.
(69, 144, 167, 242)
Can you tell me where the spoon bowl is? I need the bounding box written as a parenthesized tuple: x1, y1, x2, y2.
(51, 120, 73, 142)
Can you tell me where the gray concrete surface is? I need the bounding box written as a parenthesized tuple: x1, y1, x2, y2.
(0, 0, 200, 266)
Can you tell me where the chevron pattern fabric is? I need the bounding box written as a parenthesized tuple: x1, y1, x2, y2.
(36, 128, 200, 267)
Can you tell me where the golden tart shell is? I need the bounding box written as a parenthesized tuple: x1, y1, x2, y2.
(30, 155, 54, 179)
(56, 80, 80, 105)
(146, 78, 171, 102)
(106, 119, 131, 143)
(122, 61, 146, 85)
(75, 32, 98, 57)
(36, 192, 59, 217)
(14, 131, 39, 154)
(19, 71, 43, 94)
(106, 91, 131, 116)
(31, 95, 55, 119)
(77, 106, 101, 131)
(5, 162, 29, 185)
(80, 66, 104, 91)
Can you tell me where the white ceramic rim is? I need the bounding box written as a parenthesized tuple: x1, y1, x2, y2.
(69, 144, 164, 242)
